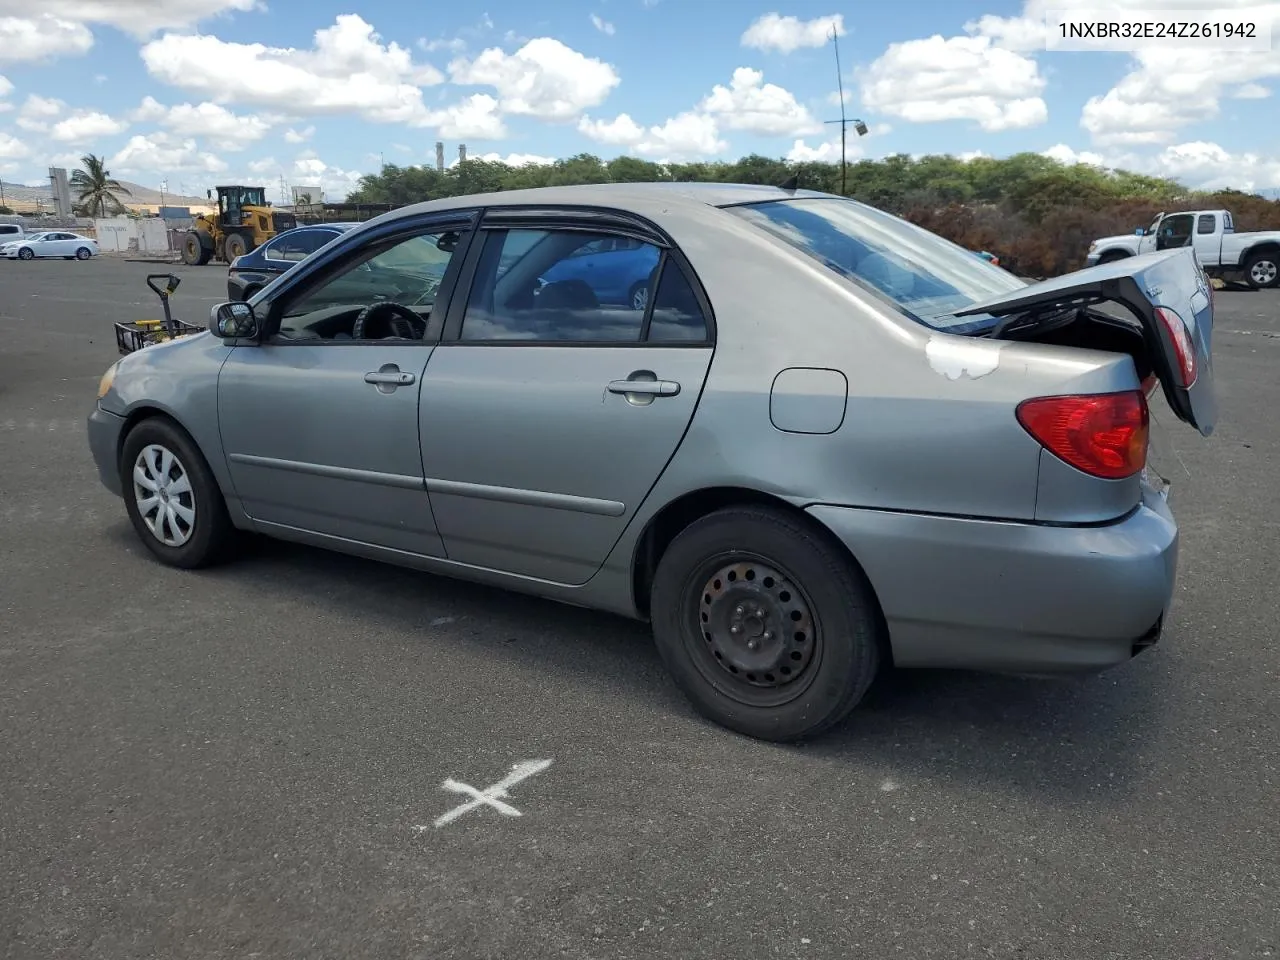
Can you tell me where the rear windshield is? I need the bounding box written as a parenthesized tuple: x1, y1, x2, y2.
(725, 197, 1027, 333)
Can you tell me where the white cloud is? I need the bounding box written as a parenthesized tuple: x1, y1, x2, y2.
(448, 37, 620, 120)
(419, 36, 468, 55)
(700, 66, 821, 137)
(860, 34, 1047, 131)
(0, 0, 258, 38)
(590, 14, 615, 36)
(50, 110, 127, 143)
(741, 12, 844, 53)
(283, 125, 315, 144)
(577, 112, 645, 146)
(636, 112, 727, 160)
(17, 95, 127, 143)
(1232, 82, 1271, 99)
(132, 98, 272, 146)
(426, 93, 507, 139)
(1042, 143, 1107, 167)
(962, 13, 1048, 52)
(111, 131, 228, 175)
(140, 14, 445, 124)
(286, 147, 363, 195)
(0, 130, 28, 158)
(1044, 139, 1280, 192)
(451, 151, 556, 167)
(15, 94, 62, 131)
(579, 108, 726, 161)
(0, 14, 94, 63)
(786, 138, 853, 163)
(964, 0, 1280, 145)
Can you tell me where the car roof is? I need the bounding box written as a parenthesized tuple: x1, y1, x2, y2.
(388, 181, 837, 218)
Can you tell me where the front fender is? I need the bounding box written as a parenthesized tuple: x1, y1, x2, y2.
(99, 333, 237, 498)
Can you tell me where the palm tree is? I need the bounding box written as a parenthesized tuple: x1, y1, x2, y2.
(70, 154, 131, 217)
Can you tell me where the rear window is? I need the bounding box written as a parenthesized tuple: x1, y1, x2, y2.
(725, 197, 1027, 333)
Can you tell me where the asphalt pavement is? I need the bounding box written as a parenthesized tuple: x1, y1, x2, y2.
(2, 257, 1277, 959)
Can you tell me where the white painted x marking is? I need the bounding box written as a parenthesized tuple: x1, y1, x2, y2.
(425, 759, 553, 829)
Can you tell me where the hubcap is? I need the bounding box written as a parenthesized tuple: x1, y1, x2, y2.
(698, 560, 815, 688)
(131, 443, 196, 547)
(1251, 259, 1277, 285)
(632, 286, 649, 311)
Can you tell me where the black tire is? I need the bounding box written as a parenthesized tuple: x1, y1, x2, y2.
(181, 232, 209, 266)
(649, 505, 884, 742)
(1244, 250, 1280, 289)
(119, 416, 236, 569)
(18, 247, 33, 260)
(75, 246, 92, 260)
(1098, 250, 1130, 264)
(223, 233, 248, 261)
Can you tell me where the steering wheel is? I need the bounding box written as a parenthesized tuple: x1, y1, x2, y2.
(351, 301, 425, 340)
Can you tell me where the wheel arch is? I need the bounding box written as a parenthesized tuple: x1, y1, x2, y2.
(630, 485, 892, 657)
(1097, 248, 1133, 262)
(1243, 240, 1280, 261)
(116, 404, 234, 498)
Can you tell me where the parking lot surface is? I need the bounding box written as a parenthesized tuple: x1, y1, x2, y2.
(2, 258, 1278, 959)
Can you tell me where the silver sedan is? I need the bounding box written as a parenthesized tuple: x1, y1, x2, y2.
(87, 182, 1216, 741)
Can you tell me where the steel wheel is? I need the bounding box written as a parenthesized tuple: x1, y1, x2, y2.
(630, 283, 649, 311)
(1248, 256, 1278, 288)
(694, 557, 819, 705)
(131, 443, 196, 547)
(650, 505, 884, 741)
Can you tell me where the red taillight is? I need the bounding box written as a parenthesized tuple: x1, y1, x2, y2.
(1155, 306, 1197, 388)
(1016, 391, 1149, 480)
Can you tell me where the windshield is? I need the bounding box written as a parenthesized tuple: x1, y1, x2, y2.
(725, 197, 1026, 333)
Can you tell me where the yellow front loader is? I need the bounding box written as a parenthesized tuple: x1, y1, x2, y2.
(179, 185, 283, 266)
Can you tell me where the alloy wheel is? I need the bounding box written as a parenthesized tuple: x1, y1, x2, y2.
(1250, 258, 1278, 287)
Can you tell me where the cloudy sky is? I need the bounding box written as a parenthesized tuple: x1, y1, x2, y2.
(1, 0, 1278, 200)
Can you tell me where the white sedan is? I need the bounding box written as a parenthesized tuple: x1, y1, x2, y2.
(1, 231, 100, 260)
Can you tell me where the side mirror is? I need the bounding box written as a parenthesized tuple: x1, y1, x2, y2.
(210, 301, 258, 340)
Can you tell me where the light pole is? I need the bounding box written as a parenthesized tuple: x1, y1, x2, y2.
(825, 27, 870, 196)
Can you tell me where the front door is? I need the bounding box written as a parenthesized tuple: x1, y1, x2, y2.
(419, 219, 715, 585)
(217, 221, 467, 556)
(1156, 212, 1194, 251)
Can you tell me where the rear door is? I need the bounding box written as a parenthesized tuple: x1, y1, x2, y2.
(417, 210, 715, 585)
(959, 246, 1216, 435)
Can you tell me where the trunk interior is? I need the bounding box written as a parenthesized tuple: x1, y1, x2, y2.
(979, 306, 1155, 383)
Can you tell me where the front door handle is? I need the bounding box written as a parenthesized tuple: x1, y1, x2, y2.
(607, 379, 680, 397)
(364, 364, 415, 394)
(365, 370, 415, 386)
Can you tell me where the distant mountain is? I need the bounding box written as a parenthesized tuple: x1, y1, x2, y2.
(0, 178, 207, 210)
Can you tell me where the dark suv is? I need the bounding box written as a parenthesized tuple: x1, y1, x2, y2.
(227, 223, 358, 300)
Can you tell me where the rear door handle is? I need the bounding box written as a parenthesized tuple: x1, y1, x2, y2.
(607, 379, 680, 397)
(365, 370, 415, 386)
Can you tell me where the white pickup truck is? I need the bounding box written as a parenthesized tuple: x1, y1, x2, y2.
(1086, 208, 1280, 289)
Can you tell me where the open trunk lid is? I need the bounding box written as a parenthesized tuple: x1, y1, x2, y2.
(956, 247, 1216, 436)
